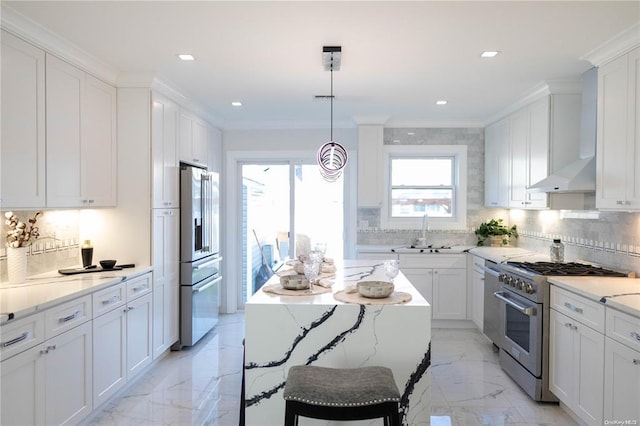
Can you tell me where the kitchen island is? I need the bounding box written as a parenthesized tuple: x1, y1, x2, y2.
(244, 259, 431, 425)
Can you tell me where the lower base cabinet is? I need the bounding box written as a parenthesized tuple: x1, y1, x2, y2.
(399, 254, 467, 320)
(1, 321, 93, 426)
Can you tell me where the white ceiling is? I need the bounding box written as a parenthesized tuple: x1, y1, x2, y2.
(3, 1, 639, 130)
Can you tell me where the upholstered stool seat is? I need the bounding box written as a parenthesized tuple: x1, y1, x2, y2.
(283, 365, 401, 425)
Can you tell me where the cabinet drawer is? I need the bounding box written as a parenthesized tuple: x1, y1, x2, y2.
(606, 308, 640, 352)
(399, 254, 466, 269)
(0, 313, 45, 361)
(93, 283, 126, 317)
(44, 294, 92, 339)
(550, 286, 604, 333)
(126, 273, 152, 302)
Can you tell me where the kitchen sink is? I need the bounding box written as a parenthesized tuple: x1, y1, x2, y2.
(391, 245, 468, 254)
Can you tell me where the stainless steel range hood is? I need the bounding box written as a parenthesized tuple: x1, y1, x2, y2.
(527, 67, 597, 193)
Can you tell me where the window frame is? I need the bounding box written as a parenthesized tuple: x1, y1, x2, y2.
(381, 145, 467, 230)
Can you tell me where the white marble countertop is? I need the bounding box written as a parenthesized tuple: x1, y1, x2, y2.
(468, 246, 551, 263)
(356, 244, 475, 254)
(248, 259, 429, 307)
(548, 276, 640, 318)
(0, 266, 153, 324)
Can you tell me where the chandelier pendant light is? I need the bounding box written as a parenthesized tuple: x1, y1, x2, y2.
(317, 46, 348, 182)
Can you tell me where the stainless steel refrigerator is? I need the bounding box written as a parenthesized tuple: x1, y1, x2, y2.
(177, 163, 221, 348)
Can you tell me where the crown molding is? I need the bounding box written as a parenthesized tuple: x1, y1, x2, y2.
(1, 4, 119, 85)
(581, 23, 640, 67)
(484, 79, 581, 126)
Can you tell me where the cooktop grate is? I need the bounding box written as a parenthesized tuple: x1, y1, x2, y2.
(505, 261, 628, 277)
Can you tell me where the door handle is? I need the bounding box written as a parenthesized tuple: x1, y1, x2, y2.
(494, 291, 537, 316)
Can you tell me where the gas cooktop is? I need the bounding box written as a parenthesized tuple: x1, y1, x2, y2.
(505, 261, 628, 277)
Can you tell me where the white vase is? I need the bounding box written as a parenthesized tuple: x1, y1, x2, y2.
(7, 246, 28, 284)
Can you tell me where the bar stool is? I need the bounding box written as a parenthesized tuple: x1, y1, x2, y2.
(283, 365, 401, 425)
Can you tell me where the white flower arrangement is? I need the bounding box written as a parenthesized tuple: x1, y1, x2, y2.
(4, 211, 42, 248)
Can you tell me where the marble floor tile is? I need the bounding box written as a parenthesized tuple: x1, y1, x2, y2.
(82, 315, 576, 425)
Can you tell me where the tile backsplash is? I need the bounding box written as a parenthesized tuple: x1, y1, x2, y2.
(0, 210, 80, 281)
(358, 127, 640, 275)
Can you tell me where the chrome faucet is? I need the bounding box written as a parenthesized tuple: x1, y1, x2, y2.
(417, 213, 429, 246)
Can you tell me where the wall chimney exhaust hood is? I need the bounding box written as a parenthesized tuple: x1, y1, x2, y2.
(527, 67, 597, 193)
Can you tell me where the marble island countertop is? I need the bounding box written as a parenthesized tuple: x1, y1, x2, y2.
(0, 266, 153, 324)
(548, 276, 640, 318)
(249, 259, 428, 306)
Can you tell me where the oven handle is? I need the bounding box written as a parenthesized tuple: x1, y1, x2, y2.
(193, 275, 222, 293)
(494, 291, 537, 316)
(481, 266, 501, 278)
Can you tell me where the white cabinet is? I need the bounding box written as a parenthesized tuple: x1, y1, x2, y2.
(357, 125, 384, 207)
(179, 110, 209, 167)
(152, 92, 180, 208)
(549, 286, 604, 425)
(1, 30, 46, 209)
(508, 97, 549, 209)
(596, 46, 640, 210)
(152, 209, 180, 358)
(92, 283, 126, 407)
(603, 308, 640, 422)
(399, 254, 467, 320)
(1, 296, 93, 426)
(471, 255, 484, 331)
(46, 54, 116, 207)
(484, 118, 510, 208)
(485, 93, 582, 209)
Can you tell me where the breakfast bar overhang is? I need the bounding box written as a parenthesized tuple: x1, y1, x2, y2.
(244, 260, 432, 425)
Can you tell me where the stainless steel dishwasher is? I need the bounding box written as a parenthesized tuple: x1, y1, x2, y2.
(482, 259, 503, 347)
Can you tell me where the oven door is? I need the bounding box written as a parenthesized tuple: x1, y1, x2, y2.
(494, 289, 542, 377)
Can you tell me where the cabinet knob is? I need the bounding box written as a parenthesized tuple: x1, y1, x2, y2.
(633, 359, 640, 365)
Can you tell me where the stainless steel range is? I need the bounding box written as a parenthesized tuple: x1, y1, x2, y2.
(494, 261, 628, 402)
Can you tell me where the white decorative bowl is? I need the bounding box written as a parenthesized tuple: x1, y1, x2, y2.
(357, 281, 394, 298)
(280, 275, 309, 290)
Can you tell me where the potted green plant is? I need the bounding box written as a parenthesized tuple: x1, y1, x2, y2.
(475, 219, 518, 246)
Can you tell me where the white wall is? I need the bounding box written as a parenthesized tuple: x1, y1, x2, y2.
(222, 128, 357, 152)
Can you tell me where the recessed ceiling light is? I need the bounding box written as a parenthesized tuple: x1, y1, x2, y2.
(177, 54, 195, 61)
(231, 101, 242, 107)
(436, 100, 448, 105)
(407, 132, 415, 136)
(480, 51, 500, 58)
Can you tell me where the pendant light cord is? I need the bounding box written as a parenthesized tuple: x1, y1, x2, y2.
(330, 54, 334, 142)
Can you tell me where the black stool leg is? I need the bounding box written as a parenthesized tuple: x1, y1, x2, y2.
(284, 401, 297, 426)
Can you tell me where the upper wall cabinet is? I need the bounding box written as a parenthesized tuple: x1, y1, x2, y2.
(46, 54, 117, 207)
(1, 31, 46, 209)
(596, 46, 640, 210)
(179, 110, 209, 168)
(485, 93, 582, 209)
(357, 125, 384, 207)
(151, 92, 179, 208)
(484, 118, 510, 208)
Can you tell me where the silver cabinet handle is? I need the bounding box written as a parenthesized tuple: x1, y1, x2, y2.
(123, 306, 134, 313)
(564, 322, 577, 330)
(132, 285, 148, 293)
(102, 296, 121, 305)
(563, 302, 583, 314)
(633, 359, 640, 365)
(1, 331, 31, 348)
(630, 331, 640, 342)
(39, 344, 56, 355)
(59, 310, 81, 323)
(494, 291, 537, 316)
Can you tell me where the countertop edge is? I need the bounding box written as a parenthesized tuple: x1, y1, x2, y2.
(1, 266, 153, 324)
(548, 276, 640, 319)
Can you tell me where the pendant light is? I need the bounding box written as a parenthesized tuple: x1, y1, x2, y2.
(317, 46, 348, 182)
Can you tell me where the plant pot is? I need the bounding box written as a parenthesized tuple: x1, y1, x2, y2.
(7, 246, 28, 284)
(487, 235, 510, 247)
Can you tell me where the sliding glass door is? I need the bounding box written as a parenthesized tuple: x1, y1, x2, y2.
(241, 162, 344, 303)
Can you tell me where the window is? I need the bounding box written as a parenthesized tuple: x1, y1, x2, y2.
(381, 145, 467, 230)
